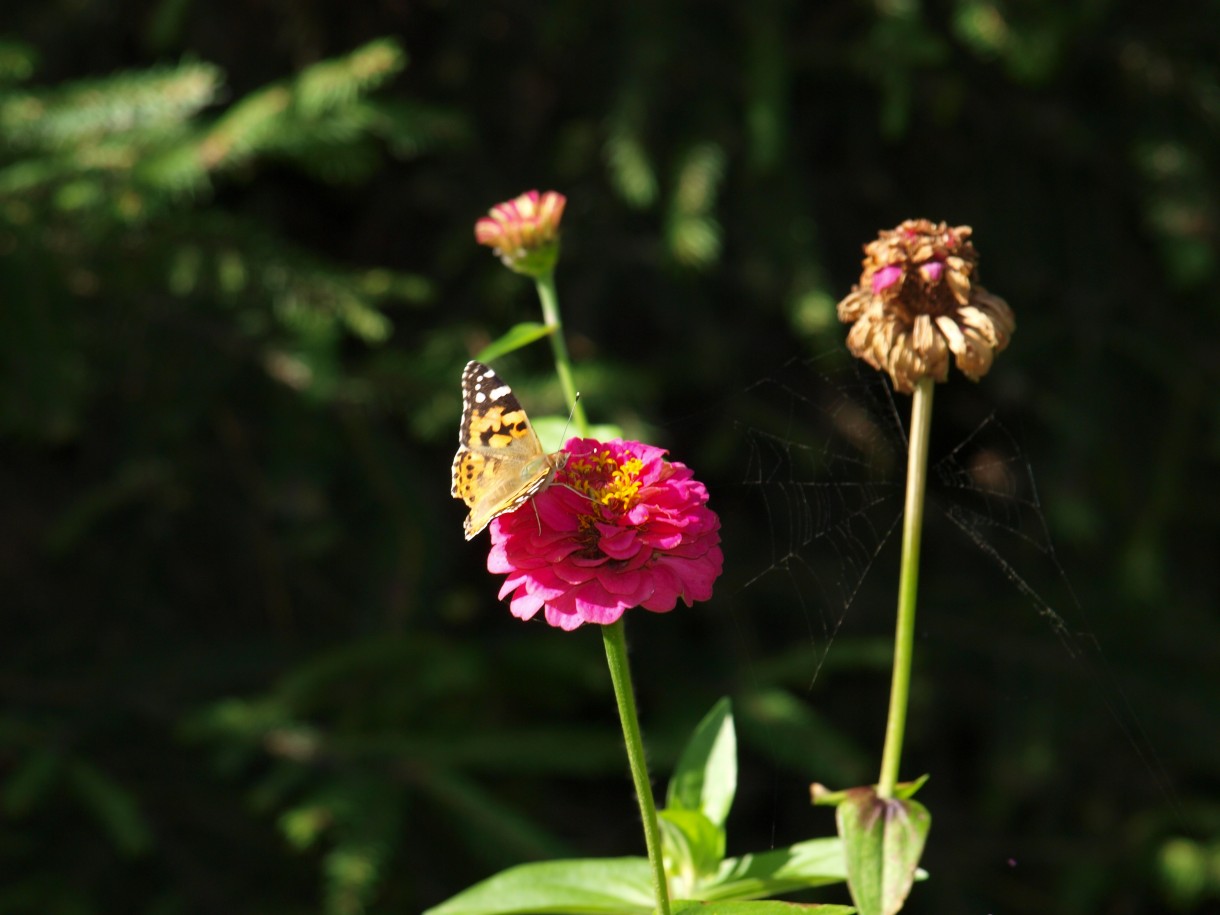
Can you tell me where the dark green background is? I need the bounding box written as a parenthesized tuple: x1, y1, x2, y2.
(2, 2, 1217, 913)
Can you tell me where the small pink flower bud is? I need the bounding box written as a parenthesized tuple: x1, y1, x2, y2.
(474, 189, 567, 278)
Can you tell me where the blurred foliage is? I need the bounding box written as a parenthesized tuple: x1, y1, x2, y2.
(1, 1, 1217, 914)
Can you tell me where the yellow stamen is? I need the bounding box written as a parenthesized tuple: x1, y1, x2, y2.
(566, 451, 645, 522)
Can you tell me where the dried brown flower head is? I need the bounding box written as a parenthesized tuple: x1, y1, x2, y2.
(837, 220, 1015, 393)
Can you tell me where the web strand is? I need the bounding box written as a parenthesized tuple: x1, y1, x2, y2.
(728, 353, 1180, 814)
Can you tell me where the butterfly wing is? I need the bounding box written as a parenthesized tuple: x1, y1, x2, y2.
(452, 361, 560, 540)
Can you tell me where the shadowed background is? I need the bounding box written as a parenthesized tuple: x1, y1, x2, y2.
(2, 2, 1217, 913)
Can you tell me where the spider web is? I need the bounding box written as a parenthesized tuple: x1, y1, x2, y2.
(730, 352, 1078, 684)
(723, 352, 1177, 811)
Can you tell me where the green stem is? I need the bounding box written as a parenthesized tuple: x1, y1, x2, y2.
(602, 619, 671, 915)
(535, 272, 590, 437)
(877, 376, 935, 799)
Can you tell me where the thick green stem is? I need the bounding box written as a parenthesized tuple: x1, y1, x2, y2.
(602, 620, 671, 915)
(877, 377, 935, 799)
(534, 272, 589, 437)
(538, 260, 660, 904)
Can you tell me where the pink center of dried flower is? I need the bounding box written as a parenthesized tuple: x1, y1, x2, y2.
(872, 264, 904, 293)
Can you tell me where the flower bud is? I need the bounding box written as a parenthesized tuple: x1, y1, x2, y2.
(474, 189, 567, 277)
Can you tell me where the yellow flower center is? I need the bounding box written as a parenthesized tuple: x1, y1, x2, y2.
(565, 450, 645, 526)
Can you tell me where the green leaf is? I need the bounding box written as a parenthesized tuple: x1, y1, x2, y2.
(836, 789, 930, 915)
(2, 749, 62, 815)
(892, 775, 929, 801)
(667, 697, 737, 828)
(702, 838, 848, 901)
(0, 62, 222, 147)
(423, 857, 656, 915)
(660, 808, 726, 890)
(673, 902, 854, 915)
(424, 840, 850, 915)
(0, 39, 38, 85)
(811, 775, 928, 809)
(474, 322, 555, 363)
(66, 760, 154, 857)
(604, 129, 658, 208)
(739, 687, 869, 787)
(294, 38, 407, 118)
(666, 142, 726, 268)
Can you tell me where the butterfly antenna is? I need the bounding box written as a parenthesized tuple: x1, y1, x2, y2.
(551, 393, 599, 505)
(556, 392, 581, 447)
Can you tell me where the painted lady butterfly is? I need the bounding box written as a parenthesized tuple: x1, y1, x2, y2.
(451, 361, 566, 540)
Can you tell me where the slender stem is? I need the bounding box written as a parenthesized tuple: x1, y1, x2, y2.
(535, 272, 590, 437)
(602, 619, 671, 915)
(877, 377, 936, 799)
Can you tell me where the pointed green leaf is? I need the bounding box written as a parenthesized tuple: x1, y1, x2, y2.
(425, 839, 850, 915)
(423, 857, 656, 915)
(2, 749, 62, 815)
(836, 788, 930, 915)
(702, 837, 848, 901)
(812, 775, 928, 809)
(66, 760, 153, 857)
(660, 808, 726, 890)
(673, 902, 854, 915)
(892, 775, 929, 801)
(605, 126, 658, 208)
(474, 322, 554, 363)
(667, 697, 737, 828)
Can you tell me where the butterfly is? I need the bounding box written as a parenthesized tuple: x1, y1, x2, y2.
(451, 361, 566, 540)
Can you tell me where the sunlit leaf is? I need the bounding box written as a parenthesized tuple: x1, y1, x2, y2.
(702, 838, 848, 900)
(667, 696, 737, 828)
(673, 902, 854, 915)
(474, 322, 555, 363)
(422, 857, 656, 915)
(660, 808, 726, 888)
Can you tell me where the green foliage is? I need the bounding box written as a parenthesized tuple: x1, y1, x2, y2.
(427, 701, 849, 915)
(665, 697, 737, 829)
(475, 321, 556, 364)
(0, 38, 37, 84)
(1157, 835, 1220, 909)
(424, 840, 856, 915)
(0, 36, 437, 440)
(424, 858, 657, 915)
(605, 128, 658, 210)
(666, 142, 726, 269)
(2, 3, 1218, 915)
(674, 905, 852, 915)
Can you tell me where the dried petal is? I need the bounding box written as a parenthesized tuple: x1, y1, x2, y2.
(836, 219, 1014, 391)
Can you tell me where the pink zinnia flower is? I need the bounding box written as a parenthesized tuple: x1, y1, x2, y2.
(487, 438, 723, 630)
(474, 189, 567, 277)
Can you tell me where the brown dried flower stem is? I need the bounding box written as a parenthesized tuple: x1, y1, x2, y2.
(877, 377, 935, 799)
